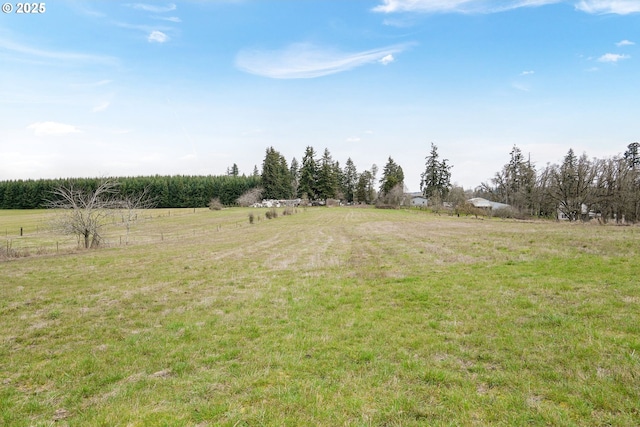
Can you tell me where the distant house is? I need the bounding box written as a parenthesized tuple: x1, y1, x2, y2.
(557, 203, 598, 221)
(411, 196, 429, 207)
(407, 192, 428, 207)
(467, 197, 510, 211)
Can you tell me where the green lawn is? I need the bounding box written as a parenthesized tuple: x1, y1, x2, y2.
(1, 207, 639, 426)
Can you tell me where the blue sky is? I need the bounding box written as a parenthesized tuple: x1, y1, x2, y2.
(1, 0, 638, 190)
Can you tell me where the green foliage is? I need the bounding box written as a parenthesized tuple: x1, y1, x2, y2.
(342, 158, 358, 203)
(261, 147, 292, 200)
(355, 169, 377, 204)
(0, 175, 261, 209)
(623, 142, 639, 169)
(492, 145, 537, 213)
(379, 156, 404, 196)
(316, 148, 339, 200)
(420, 143, 452, 200)
(290, 157, 300, 197)
(298, 146, 318, 200)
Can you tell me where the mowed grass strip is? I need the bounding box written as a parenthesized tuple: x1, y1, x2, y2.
(1, 207, 639, 426)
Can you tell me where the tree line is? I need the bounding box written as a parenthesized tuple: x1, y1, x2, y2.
(3, 141, 638, 222)
(477, 142, 640, 222)
(0, 143, 451, 209)
(0, 175, 261, 209)
(260, 146, 408, 205)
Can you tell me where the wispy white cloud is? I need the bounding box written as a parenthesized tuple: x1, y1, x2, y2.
(27, 121, 81, 136)
(0, 38, 118, 66)
(575, 0, 640, 14)
(372, 0, 562, 14)
(115, 22, 172, 32)
(148, 31, 169, 43)
(372, 0, 639, 14)
(155, 16, 182, 23)
(512, 70, 534, 90)
(346, 137, 362, 143)
(616, 39, 635, 47)
(127, 3, 177, 13)
(92, 101, 110, 113)
(236, 43, 412, 79)
(598, 53, 630, 62)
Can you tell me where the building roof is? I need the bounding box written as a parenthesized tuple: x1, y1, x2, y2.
(467, 197, 510, 210)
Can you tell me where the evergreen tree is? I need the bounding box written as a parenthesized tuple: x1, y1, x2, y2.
(355, 171, 373, 204)
(379, 156, 404, 195)
(343, 158, 358, 203)
(354, 166, 377, 204)
(261, 147, 291, 199)
(298, 146, 318, 200)
(316, 148, 338, 200)
(624, 142, 640, 169)
(420, 143, 452, 201)
(492, 145, 536, 212)
(369, 164, 378, 203)
(290, 157, 300, 198)
(333, 161, 344, 199)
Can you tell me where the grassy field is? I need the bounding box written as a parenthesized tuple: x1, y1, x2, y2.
(1, 207, 639, 426)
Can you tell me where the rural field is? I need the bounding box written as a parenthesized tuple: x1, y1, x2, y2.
(1, 207, 639, 426)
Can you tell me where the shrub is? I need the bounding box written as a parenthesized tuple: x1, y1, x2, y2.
(376, 183, 405, 208)
(375, 204, 398, 210)
(248, 213, 255, 224)
(265, 209, 278, 219)
(459, 202, 486, 219)
(209, 198, 223, 211)
(491, 207, 525, 220)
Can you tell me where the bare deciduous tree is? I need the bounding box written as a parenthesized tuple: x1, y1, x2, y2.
(47, 180, 120, 248)
(547, 149, 596, 221)
(118, 187, 156, 245)
(376, 182, 405, 208)
(236, 187, 263, 207)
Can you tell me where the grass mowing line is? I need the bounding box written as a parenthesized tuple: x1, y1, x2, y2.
(1, 207, 639, 426)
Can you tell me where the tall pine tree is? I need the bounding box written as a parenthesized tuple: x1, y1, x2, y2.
(298, 146, 318, 200)
(261, 147, 291, 199)
(420, 143, 452, 201)
(379, 156, 404, 195)
(343, 158, 358, 203)
(316, 148, 338, 200)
